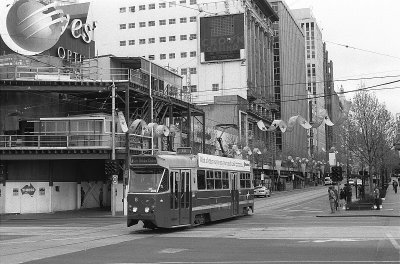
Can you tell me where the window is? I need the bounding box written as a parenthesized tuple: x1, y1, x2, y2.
(181, 68, 187, 75)
(190, 85, 197, 92)
(215, 171, 222, 189)
(180, 35, 187, 40)
(149, 21, 155, 27)
(159, 19, 166, 26)
(212, 84, 219, 91)
(169, 19, 176, 24)
(139, 22, 146, 27)
(240, 173, 251, 188)
(189, 34, 197, 40)
(189, 67, 196, 74)
(169, 53, 175, 59)
(120, 40, 126, 46)
(159, 3, 166, 8)
(148, 55, 155, 60)
(119, 24, 126, 29)
(148, 38, 155, 43)
(119, 7, 126, 13)
(190, 51, 196, 57)
(169, 1, 176, 7)
(206, 171, 214, 189)
(181, 52, 187, 58)
(190, 16, 196, 22)
(139, 39, 146, 44)
(169, 36, 176, 41)
(149, 3, 155, 9)
(180, 0, 187, 3)
(139, 5, 145, 10)
(128, 23, 135, 28)
(197, 170, 206, 190)
(160, 54, 166, 60)
(190, 0, 197, 4)
(159, 37, 166, 42)
(180, 17, 187, 23)
(129, 6, 135, 12)
(129, 40, 135, 45)
(222, 172, 229, 189)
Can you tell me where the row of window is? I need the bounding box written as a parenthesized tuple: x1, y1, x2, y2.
(120, 17, 197, 29)
(119, 0, 198, 13)
(119, 34, 197, 46)
(197, 170, 252, 190)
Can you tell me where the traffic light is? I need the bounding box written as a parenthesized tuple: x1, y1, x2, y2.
(331, 166, 343, 182)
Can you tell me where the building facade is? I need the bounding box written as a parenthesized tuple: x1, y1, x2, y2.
(292, 8, 326, 157)
(91, 0, 281, 167)
(268, 0, 308, 158)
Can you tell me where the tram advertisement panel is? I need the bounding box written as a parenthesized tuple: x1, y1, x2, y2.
(198, 153, 250, 172)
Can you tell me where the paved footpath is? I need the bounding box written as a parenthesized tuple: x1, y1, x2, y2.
(317, 184, 400, 217)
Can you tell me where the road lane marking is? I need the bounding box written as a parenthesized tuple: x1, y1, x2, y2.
(159, 248, 188, 253)
(386, 233, 400, 250)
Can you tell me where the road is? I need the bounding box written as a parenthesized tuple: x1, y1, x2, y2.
(1, 186, 399, 264)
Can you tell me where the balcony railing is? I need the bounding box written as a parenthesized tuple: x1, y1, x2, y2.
(0, 133, 152, 152)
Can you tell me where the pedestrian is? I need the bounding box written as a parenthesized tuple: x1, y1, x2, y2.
(339, 187, 346, 209)
(393, 180, 398, 194)
(333, 187, 339, 211)
(373, 186, 380, 210)
(358, 185, 365, 200)
(99, 187, 104, 208)
(81, 187, 85, 207)
(344, 184, 352, 204)
(328, 186, 337, 213)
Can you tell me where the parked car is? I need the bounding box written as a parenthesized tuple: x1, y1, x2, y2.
(324, 177, 333, 185)
(348, 179, 355, 186)
(254, 186, 270, 197)
(356, 179, 362, 185)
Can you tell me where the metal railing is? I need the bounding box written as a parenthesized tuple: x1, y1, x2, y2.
(0, 133, 152, 152)
(0, 65, 130, 82)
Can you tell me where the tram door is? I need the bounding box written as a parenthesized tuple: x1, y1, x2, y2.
(230, 172, 239, 215)
(170, 170, 191, 226)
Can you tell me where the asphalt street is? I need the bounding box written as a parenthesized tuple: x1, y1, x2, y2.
(1, 186, 399, 264)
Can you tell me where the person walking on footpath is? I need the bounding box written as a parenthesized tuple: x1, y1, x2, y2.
(373, 186, 380, 210)
(393, 180, 398, 194)
(328, 186, 337, 213)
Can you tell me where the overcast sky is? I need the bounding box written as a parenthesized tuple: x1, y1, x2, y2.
(287, 0, 400, 116)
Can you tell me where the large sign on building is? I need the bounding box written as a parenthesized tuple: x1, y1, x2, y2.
(0, 0, 95, 62)
(200, 14, 245, 62)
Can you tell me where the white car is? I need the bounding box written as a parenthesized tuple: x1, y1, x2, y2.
(356, 179, 362, 185)
(348, 179, 355, 185)
(324, 177, 333, 185)
(254, 186, 270, 197)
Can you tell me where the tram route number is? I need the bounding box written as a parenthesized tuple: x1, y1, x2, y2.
(112, 175, 118, 185)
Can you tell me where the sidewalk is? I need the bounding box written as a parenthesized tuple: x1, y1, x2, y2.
(317, 186, 400, 217)
(0, 207, 125, 222)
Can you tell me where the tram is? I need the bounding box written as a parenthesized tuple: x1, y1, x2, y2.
(127, 150, 254, 229)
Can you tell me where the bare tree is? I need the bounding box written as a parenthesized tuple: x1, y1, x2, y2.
(344, 91, 396, 193)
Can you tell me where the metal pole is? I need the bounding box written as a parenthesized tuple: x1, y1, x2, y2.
(149, 61, 154, 155)
(111, 83, 116, 216)
(124, 83, 130, 216)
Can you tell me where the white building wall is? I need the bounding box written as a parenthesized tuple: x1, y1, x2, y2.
(90, 0, 248, 105)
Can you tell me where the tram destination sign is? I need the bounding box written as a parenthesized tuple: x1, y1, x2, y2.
(198, 153, 251, 172)
(131, 156, 158, 165)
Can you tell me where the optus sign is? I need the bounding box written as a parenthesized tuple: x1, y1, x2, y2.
(0, 0, 95, 58)
(0, 0, 70, 55)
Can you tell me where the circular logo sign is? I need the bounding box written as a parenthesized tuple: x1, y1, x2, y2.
(0, 0, 69, 55)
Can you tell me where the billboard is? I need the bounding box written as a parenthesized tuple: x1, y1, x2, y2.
(200, 13, 244, 62)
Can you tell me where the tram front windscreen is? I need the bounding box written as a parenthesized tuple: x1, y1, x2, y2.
(128, 168, 166, 193)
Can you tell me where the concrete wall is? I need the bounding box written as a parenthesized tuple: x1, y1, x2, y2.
(0, 181, 125, 214)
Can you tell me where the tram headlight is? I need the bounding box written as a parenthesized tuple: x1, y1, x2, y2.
(132, 207, 138, 213)
(144, 207, 150, 213)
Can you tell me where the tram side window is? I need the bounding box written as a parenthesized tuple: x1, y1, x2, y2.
(215, 171, 222, 189)
(222, 171, 229, 189)
(240, 173, 251, 188)
(197, 170, 206, 190)
(206, 170, 214, 189)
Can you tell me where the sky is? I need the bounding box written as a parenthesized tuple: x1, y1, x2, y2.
(286, 0, 400, 116)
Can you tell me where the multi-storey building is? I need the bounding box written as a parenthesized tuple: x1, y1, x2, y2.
(91, 0, 280, 168)
(323, 42, 336, 152)
(292, 8, 326, 157)
(267, 0, 308, 158)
